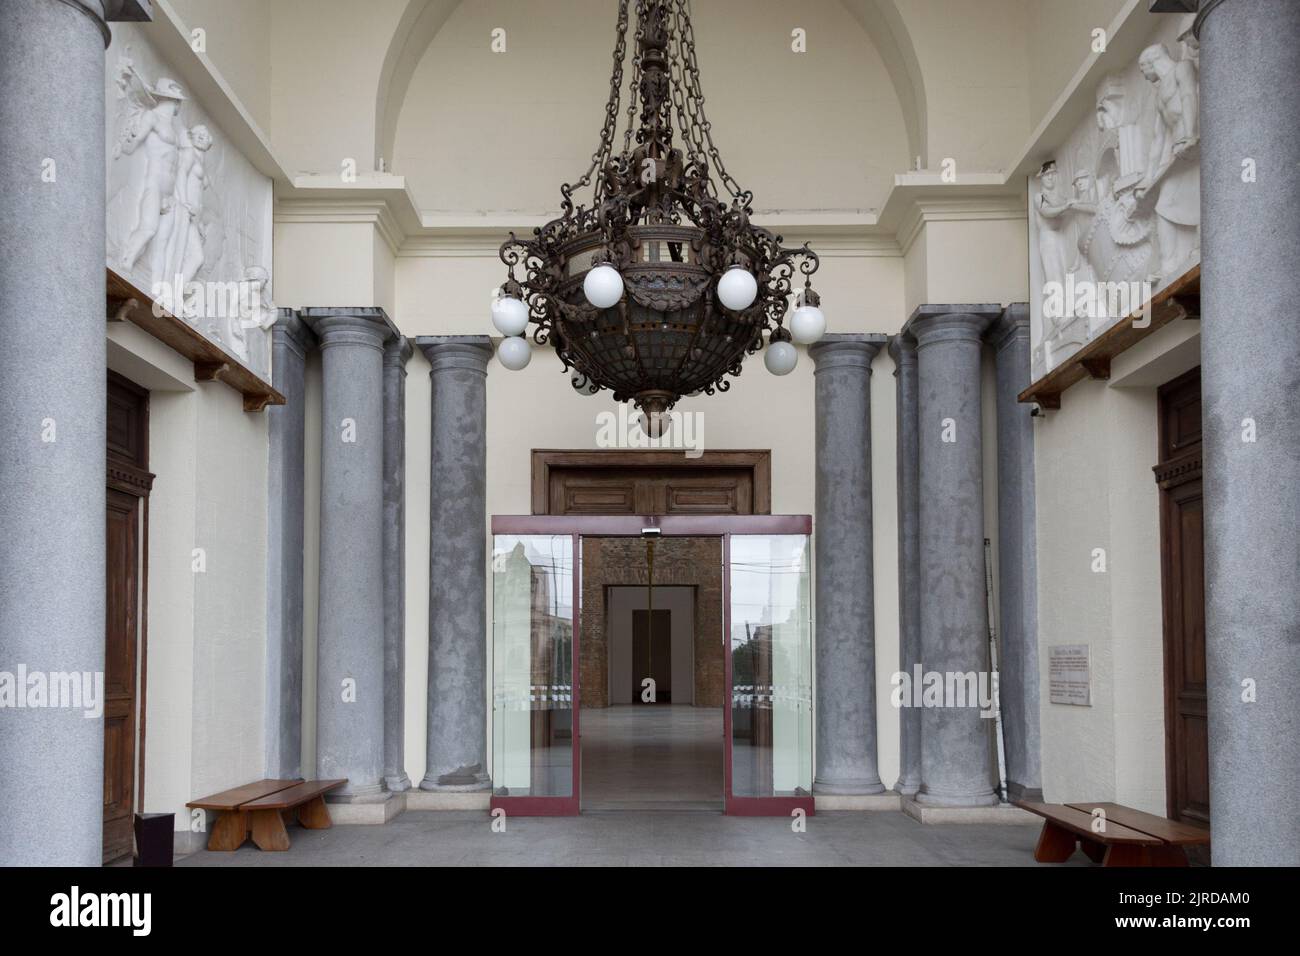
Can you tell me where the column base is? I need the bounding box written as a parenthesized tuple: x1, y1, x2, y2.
(813, 775, 886, 796)
(328, 781, 388, 802)
(814, 790, 902, 811)
(326, 792, 405, 825)
(896, 775, 922, 797)
(384, 772, 412, 793)
(903, 795, 1038, 826)
(914, 786, 1000, 808)
(1005, 781, 1043, 804)
(419, 764, 490, 792)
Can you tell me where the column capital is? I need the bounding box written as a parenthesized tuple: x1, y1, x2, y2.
(301, 307, 395, 352)
(58, 1, 152, 46)
(416, 335, 494, 375)
(384, 335, 414, 370)
(905, 304, 1002, 348)
(1192, 0, 1226, 38)
(272, 308, 316, 359)
(987, 303, 1030, 352)
(887, 333, 917, 372)
(808, 333, 886, 372)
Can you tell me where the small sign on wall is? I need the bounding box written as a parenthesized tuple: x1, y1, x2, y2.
(1049, 644, 1091, 706)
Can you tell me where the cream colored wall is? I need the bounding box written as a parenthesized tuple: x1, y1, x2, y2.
(1033, 320, 1199, 814)
(163, 0, 273, 130)
(268, 0, 409, 176)
(1025, 0, 1132, 129)
(107, 322, 269, 832)
(891, 0, 1031, 172)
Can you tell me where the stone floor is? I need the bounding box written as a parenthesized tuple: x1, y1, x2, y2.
(581, 705, 723, 810)
(177, 809, 1078, 866)
(179, 703, 1075, 866)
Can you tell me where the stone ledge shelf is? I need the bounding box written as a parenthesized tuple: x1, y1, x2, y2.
(106, 268, 286, 412)
(1018, 263, 1200, 410)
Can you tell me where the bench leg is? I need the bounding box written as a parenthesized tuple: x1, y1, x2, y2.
(297, 795, 333, 830)
(1080, 837, 1107, 864)
(1148, 844, 1190, 867)
(1101, 844, 1147, 866)
(250, 808, 291, 851)
(207, 810, 249, 851)
(1033, 821, 1078, 863)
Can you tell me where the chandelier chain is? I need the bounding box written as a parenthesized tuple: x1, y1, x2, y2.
(570, 0, 631, 205)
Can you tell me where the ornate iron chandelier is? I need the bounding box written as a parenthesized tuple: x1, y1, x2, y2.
(491, 0, 826, 428)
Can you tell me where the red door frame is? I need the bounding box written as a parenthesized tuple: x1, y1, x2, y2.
(488, 514, 814, 818)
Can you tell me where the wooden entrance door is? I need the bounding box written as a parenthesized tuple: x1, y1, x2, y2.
(104, 373, 152, 862)
(1155, 368, 1209, 831)
(531, 450, 771, 515)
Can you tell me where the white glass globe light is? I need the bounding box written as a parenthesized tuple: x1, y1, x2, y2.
(490, 295, 530, 337)
(497, 335, 532, 371)
(789, 304, 827, 344)
(717, 266, 758, 311)
(764, 340, 798, 376)
(583, 264, 624, 308)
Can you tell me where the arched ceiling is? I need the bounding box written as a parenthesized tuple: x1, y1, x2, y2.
(373, 0, 927, 176)
(373, 0, 463, 170)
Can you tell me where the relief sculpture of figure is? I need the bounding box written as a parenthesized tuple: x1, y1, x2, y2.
(231, 265, 276, 375)
(164, 124, 213, 319)
(1071, 147, 1154, 297)
(114, 62, 186, 289)
(1134, 43, 1200, 282)
(1034, 161, 1075, 331)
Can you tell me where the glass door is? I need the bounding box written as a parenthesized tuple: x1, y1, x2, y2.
(489, 532, 579, 815)
(487, 515, 812, 817)
(724, 531, 815, 816)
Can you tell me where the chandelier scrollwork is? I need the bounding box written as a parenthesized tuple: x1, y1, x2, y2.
(491, 0, 827, 425)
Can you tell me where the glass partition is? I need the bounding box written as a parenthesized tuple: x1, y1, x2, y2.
(728, 534, 813, 802)
(491, 534, 576, 810)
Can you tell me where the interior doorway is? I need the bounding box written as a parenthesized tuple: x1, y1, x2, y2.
(582, 580, 724, 811)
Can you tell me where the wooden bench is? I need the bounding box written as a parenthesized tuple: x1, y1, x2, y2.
(1017, 800, 1210, 866)
(187, 778, 346, 851)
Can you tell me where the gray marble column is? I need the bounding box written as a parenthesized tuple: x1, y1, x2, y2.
(0, 0, 148, 867)
(302, 308, 394, 801)
(265, 309, 314, 779)
(808, 334, 887, 795)
(907, 305, 1001, 807)
(416, 336, 494, 791)
(383, 337, 412, 792)
(888, 333, 923, 797)
(988, 305, 1042, 802)
(1196, 0, 1300, 866)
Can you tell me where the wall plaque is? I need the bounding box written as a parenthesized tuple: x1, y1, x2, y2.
(1049, 644, 1091, 706)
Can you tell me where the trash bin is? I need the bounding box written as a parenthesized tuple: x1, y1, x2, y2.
(133, 812, 174, 867)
